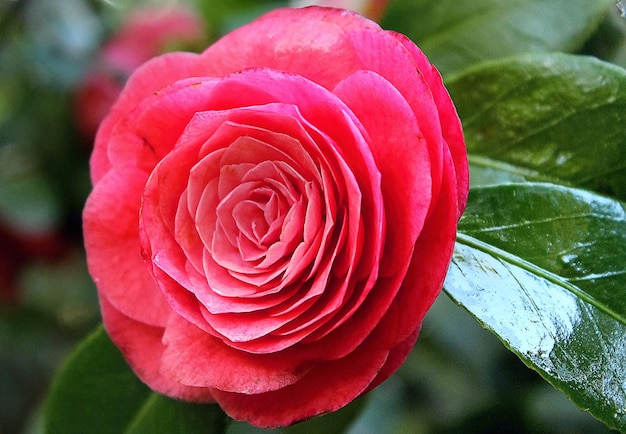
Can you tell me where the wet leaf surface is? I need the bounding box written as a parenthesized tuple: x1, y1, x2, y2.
(447, 183, 626, 431)
(446, 53, 626, 200)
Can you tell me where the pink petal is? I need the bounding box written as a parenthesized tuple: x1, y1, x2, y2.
(391, 32, 469, 216)
(362, 326, 420, 394)
(199, 8, 372, 90)
(148, 256, 220, 335)
(281, 217, 351, 328)
(333, 70, 432, 276)
(192, 175, 222, 255)
(376, 147, 459, 349)
(108, 78, 221, 173)
(287, 163, 337, 283)
(196, 106, 323, 184)
(211, 327, 390, 428)
(141, 136, 202, 251)
(174, 190, 209, 276)
(200, 251, 277, 297)
(83, 168, 171, 327)
(160, 314, 311, 393)
(213, 128, 314, 176)
(140, 146, 221, 331)
(342, 27, 446, 201)
(214, 180, 266, 254)
(91, 52, 210, 183)
(100, 297, 213, 402)
(263, 6, 380, 32)
(201, 295, 319, 345)
(193, 277, 298, 315)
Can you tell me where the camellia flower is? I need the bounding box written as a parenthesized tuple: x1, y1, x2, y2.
(83, 6, 468, 428)
(73, 5, 204, 140)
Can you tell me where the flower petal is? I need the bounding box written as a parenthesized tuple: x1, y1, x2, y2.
(160, 314, 311, 393)
(83, 168, 171, 326)
(334, 70, 432, 276)
(377, 146, 459, 348)
(342, 27, 447, 202)
(199, 8, 374, 89)
(391, 32, 469, 216)
(211, 329, 390, 428)
(91, 52, 209, 182)
(100, 297, 213, 402)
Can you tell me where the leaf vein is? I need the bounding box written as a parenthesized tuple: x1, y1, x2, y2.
(569, 270, 626, 282)
(468, 212, 623, 233)
(490, 100, 618, 159)
(456, 233, 626, 327)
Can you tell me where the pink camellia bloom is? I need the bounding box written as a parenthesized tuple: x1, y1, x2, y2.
(74, 6, 204, 140)
(83, 6, 468, 428)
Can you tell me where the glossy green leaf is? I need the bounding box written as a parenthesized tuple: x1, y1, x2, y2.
(445, 53, 626, 200)
(445, 183, 626, 431)
(126, 394, 227, 434)
(382, 0, 614, 75)
(44, 326, 150, 434)
(44, 326, 227, 434)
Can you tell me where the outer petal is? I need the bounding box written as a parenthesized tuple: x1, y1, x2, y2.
(91, 52, 208, 183)
(363, 325, 420, 393)
(100, 297, 213, 402)
(199, 8, 372, 89)
(391, 32, 469, 215)
(266, 6, 380, 31)
(159, 315, 311, 394)
(341, 26, 446, 203)
(377, 146, 459, 348)
(211, 330, 391, 428)
(83, 168, 171, 326)
(333, 70, 431, 276)
(106, 77, 221, 175)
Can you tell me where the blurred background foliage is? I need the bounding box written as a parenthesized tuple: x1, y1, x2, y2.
(0, 0, 624, 433)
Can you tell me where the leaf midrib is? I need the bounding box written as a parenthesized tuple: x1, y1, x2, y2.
(455, 232, 626, 327)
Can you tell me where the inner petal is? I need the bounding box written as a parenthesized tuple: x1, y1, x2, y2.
(215, 180, 263, 248)
(233, 194, 284, 248)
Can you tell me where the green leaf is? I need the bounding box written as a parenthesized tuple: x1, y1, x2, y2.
(382, 0, 614, 75)
(44, 326, 227, 434)
(446, 53, 626, 201)
(126, 394, 227, 434)
(445, 183, 626, 431)
(44, 326, 151, 434)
